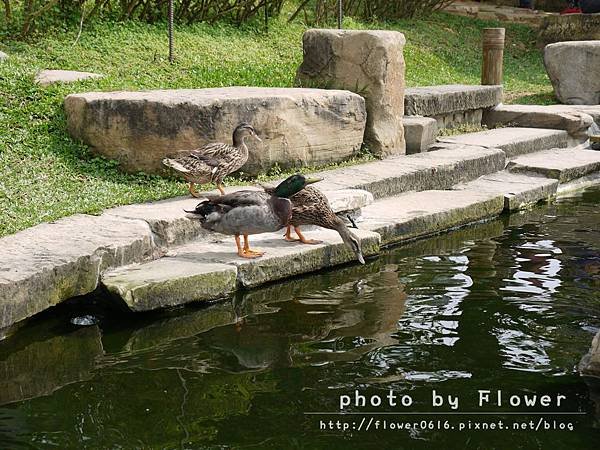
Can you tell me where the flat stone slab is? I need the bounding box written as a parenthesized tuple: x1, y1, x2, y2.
(454, 171, 559, 211)
(0, 214, 156, 330)
(541, 104, 600, 124)
(64, 87, 367, 176)
(106, 187, 373, 247)
(35, 70, 103, 86)
(483, 104, 594, 138)
(312, 145, 506, 199)
(103, 228, 380, 310)
(360, 189, 505, 245)
(507, 146, 600, 182)
(102, 260, 237, 311)
(403, 116, 438, 154)
(437, 127, 569, 158)
(404, 84, 503, 117)
(580, 330, 600, 379)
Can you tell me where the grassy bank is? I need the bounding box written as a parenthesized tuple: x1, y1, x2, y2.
(0, 12, 553, 237)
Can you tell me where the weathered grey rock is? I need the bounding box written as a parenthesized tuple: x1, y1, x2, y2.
(0, 214, 156, 330)
(403, 116, 438, 154)
(580, 331, 600, 378)
(544, 41, 600, 105)
(507, 146, 600, 182)
(102, 260, 237, 311)
(404, 85, 503, 122)
(454, 171, 559, 211)
(297, 29, 406, 157)
(0, 51, 8, 61)
(65, 87, 366, 176)
(35, 69, 103, 86)
(538, 13, 600, 47)
(312, 145, 506, 199)
(437, 127, 569, 158)
(483, 104, 594, 138)
(361, 189, 505, 246)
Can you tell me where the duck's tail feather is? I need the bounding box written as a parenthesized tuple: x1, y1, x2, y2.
(162, 158, 191, 174)
(184, 200, 231, 224)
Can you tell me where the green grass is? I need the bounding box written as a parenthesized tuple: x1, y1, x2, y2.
(0, 12, 553, 237)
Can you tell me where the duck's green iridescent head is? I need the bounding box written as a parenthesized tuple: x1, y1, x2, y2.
(273, 174, 322, 198)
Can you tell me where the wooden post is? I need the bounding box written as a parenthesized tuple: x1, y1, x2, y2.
(481, 28, 505, 85)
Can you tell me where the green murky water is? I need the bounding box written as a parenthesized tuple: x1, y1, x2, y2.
(1, 187, 600, 449)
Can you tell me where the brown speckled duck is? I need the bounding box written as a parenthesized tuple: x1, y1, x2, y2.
(163, 123, 261, 197)
(262, 184, 365, 264)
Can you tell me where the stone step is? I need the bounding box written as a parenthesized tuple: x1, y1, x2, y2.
(453, 172, 558, 212)
(483, 104, 594, 138)
(507, 146, 600, 183)
(101, 228, 382, 311)
(436, 127, 569, 158)
(313, 144, 506, 199)
(101, 170, 560, 311)
(404, 84, 502, 129)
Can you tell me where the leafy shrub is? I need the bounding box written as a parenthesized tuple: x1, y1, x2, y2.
(289, 0, 456, 25)
(1, 0, 285, 37)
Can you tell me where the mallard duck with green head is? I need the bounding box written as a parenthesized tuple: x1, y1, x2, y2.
(185, 174, 322, 259)
(163, 123, 261, 197)
(261, 184, 365, 264)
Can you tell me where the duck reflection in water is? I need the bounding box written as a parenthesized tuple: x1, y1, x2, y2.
(200, 264, 407, 371)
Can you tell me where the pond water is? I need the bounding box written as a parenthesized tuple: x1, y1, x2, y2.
(1, 187, 600, 449)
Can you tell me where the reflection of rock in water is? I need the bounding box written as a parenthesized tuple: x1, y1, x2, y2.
(0, 327, 104, 406)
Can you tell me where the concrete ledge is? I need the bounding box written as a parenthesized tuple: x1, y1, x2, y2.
(437, 127, 569, 158)
(404, 84, 503, 117)
(0, 214, 156, 330)
(361, 190, 505, 246)
(507, 147, 600, 182)
(173, 229, 380, 289)
(454, 171, 559, 211)
(102, 260, 237, 311)
(313, 145, 506, 199)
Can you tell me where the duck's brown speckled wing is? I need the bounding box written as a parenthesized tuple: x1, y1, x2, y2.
(165, 142, 247, 184)
(261, 185, 338, 229)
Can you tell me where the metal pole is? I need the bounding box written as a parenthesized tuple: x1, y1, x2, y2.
(168, 0, 174, 63)
(337, 0, 343, 29)
(265, 0, 268, 33)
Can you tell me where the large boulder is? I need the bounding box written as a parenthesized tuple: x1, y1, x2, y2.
(297, 29, 406, 157)
(65, 87, 366, 176)
(544, 41, 600, 105)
